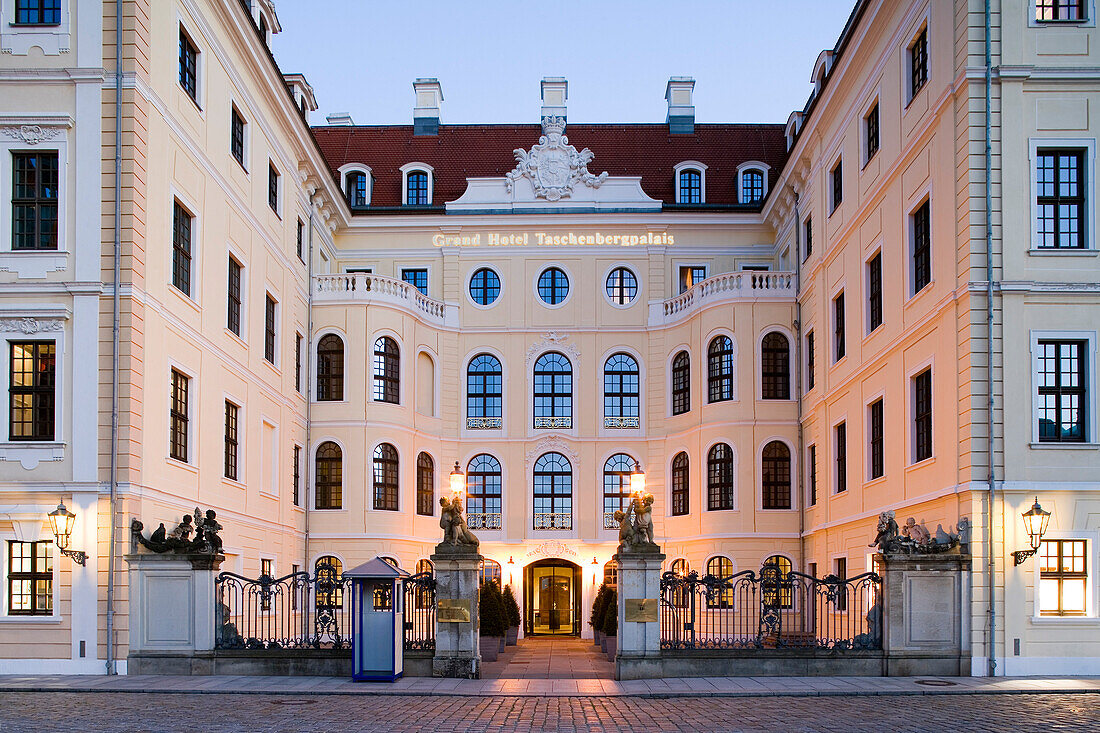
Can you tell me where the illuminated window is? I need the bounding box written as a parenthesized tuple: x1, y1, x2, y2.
(762, 555, 793, 609)
(479, 559, 501, 587)
(602, 453, 635, 529)
(6, 540, 52, 615)
(603, 560, 617, 588)
(314, 556, 343, 609)
(705, 556, 733, 608)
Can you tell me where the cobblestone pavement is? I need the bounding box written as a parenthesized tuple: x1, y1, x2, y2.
(1, 691, 1097, 732)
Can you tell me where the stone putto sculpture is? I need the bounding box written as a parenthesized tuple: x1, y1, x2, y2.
(131, 508, 223, 555)
(616, 493, 659, 553)
(438, 496, 479, 549)
(869, 510, 964, 555)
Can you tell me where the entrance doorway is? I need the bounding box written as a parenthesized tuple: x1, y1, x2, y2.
(523, 559, 581, 636)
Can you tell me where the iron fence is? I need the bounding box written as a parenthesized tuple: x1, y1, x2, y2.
(403, 571, 436, 651)
(660, 568, 882, 651)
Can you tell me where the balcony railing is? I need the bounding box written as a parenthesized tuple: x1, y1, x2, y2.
(467, 512, 502, 530)
(466, 417, 502, 430)
(603, 512, 618, 529)
(313, 273, 449, 325)
(652, 271, 795, 326)
(604, 416, 640, 429)
(533, 513, 572, 530)
(534, 416, 572, 429)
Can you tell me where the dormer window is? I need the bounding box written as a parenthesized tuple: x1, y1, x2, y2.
(338, 164, 371, 208)
(401, 163, 433, 206)
(737, 162, 770, 205)
(674, 161, 707, 204)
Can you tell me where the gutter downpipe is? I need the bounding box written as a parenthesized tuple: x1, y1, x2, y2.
(304, 198, 316, 564)
(792, 190, 805, 573)
(985, 0, 997, 678)
(106, 0, 123, 675)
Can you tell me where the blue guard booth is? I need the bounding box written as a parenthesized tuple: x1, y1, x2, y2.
(346, 557, 409, 682)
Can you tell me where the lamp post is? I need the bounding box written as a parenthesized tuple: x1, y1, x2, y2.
(1012, 497, 1051, 566)
(630, 461, 646, 497)
(47, 500, 87, 566)
(449, 461, 465, 501)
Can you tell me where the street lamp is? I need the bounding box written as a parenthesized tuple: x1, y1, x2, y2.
(47, 500, 87, 566)
(592, 556, 599, 585)
(630, 461, 646, 496)
(449, 461, 465, 500)
(1012, 497, 1051, 566)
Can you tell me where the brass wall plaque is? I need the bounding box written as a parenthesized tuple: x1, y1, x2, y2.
(437, 598, 471, 623)
(624, 598, 658, 623)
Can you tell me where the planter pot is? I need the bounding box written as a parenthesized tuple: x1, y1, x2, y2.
(600, 636, 608, 654)
(605, 635, 617, 662)
(499, 636, 506, 653)
(479, 635, 499, 663)
(593, 630, 602, 647)
(506, 626, 519, 646)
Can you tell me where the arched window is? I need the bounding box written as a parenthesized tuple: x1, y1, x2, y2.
(314, 555, 343, 609)
(707, 443, 734, 511)
(708, 335, 734, 403)
(672, 351, 690, 415)
(670, 558, 690, 576)
(670, 558, 690, 606)
(316, 334, 344, 401)
(467, 354, 502, 428)
(380, 556, 401, 570)
(602, 453, 635, 529)
(372, 443, 398, 511)
(469, 267, 500, 306)
(603, 353, 639, 428)
(415, 559, 433, 576)
(761, 441, 791, 510)
(373, 336, 399, 404)
(604, 560, 618, 588)
(741, 168, 765, 204)
(761, 332, 790, 400)
(315, 441, 342, 510)
(406, 170, 429, 205)
(537, 267, 569, 304)
(479, 558, 501, 587)
(679, 169, 702, 204)
(533, 352, 572, 429)
(466, 454, 502, 530)
(605, 267, 638, 305)
(345, 170, 368, 207)
(533, 452, 572, 530)
(416, 452, 434, 516)
(414, 559, 433, 608)
(762, 555, 793, 608)
(706, 556, 734, 608)
(671, 452, 689, 516)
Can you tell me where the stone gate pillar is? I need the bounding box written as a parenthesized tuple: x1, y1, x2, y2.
(430, 544, 482, 678)
(614, 547, 665, 680)
(881, 552, 970, 676)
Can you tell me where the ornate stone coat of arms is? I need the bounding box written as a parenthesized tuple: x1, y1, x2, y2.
(505, 116, 608, 201)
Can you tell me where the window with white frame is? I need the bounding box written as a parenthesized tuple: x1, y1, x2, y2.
(169, 368, 189, 462)
(11, 150, 58, 251)
(1036, 338, 1089, 442)
(344, 169, 369, 207)
(737, 163, 768, 205)
(6, 540, 52, 615)
(1036, 148, 1086, 249)
(1036, 0, 1086, 21)
(1039, 539, 1088, 616)
(8, 340, 55, 441)
(674, 162, 706, 204)
(908, 25, 928, 100)
(401, 164, 433, 206)
(178, 25, 199, 103)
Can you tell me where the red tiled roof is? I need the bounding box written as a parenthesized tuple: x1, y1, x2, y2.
(311, 123, 788, 209)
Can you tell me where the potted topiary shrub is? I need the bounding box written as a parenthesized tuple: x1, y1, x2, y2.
(503, 584, 521, 645)
(492, 583, 508, 653)
(590, 584, 607, 647)
(478, 582, 504, 662)
(595, 586, 611, 653)
(602, 588, 618, 662)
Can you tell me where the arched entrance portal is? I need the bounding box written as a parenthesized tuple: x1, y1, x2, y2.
(524, 559, 581, 636)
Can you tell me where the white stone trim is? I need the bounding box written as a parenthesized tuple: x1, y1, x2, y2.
(338, 162, 372, 206)
(400, 162, 434, 205)
(673, 161, 707, 204)
(0, 0, 71, 55)
(0, 122, 70, 278)
(736, 161, 770, 204)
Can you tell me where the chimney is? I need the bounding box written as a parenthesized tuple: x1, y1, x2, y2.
(540, 77, 567, 132)
(325, 112, 354, 126)
(666, 77, 695, 134)
(413, 78, 443, 135)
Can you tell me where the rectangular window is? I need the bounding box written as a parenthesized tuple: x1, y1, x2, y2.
(865, 103, 879, 162)
(806, 331, 815, 389)
(170, 369, 189, 462)
(230, 107, 246, 168)
(11, 151, 59, 251)
(1037, 0, 1085, 21)
(1039, 539, 1087, 616)
(1037, 340, 1087, 442)
(910, 27, 928, 99)
(292, 444, 301, 507)
(296, 218, 304, 261)
(912, 201, 931, 293)
(1036, 149, 1086, 249)
(294, 332, 302, 393)
(803, 217, 813, 260)
(15, 0, 61, 24)
(178, 28, 198, 101)
(913, 369, 932, 462)
(227, 257, 242, 336)
(835, 422, 847, 493)
(834, 557, 848, 611)
(172, 201, 192, 296)
(834, 292, 845, 361)
(831, 160, 843, 212)
(264, 294, 276, 364)
(224, 401, 238, 481)
(6, 540, 52, 615)
(869, 399, 884, 479)
(8, 341, 55, 441)
(678, 265, 708, 294)
(268, 162, 279, 213)
(808, 444, 817, 506)
(868, 253, 882, 332)
(401, 268, 428, 295)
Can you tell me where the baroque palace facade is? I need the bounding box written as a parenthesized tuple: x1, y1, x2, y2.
(1, 0, 1098, 676)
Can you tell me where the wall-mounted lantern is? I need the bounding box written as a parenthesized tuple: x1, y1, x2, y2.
(1012, 497, 1051, 566)
(47, 500, 87, 567)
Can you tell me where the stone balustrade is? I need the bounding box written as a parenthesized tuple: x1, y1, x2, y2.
(651, 271, 795, 326)
(313, 273, 450, 325)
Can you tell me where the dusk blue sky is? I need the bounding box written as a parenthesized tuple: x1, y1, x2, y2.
(272, 1, 856, 126)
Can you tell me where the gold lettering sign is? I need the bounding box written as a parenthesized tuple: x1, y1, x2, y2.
(432, 232, 675, 248)
(437, 598, 471, 623)
(624, 598, 658, 623)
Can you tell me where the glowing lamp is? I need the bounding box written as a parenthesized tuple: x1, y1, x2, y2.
(47, 500, 86, 566)
(449, 461, 465, 498)
(1013, 497, 1051, 566)
(630, 461, 646, 496)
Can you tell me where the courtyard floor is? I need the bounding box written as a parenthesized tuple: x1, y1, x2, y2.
(481, 636, 616, 679)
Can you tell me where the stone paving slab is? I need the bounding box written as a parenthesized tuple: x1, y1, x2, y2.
(1, 672, 1099, 698)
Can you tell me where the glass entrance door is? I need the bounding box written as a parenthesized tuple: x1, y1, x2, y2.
(525, 561, 580, 636)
